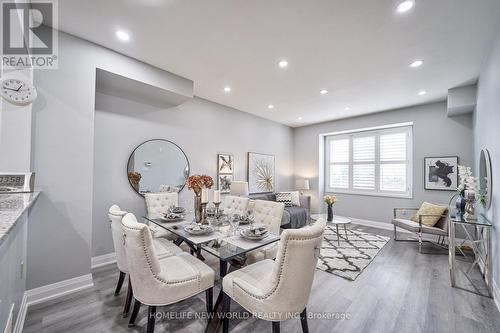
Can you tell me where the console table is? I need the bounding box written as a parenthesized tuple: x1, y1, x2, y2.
(449, 213, 492, 297)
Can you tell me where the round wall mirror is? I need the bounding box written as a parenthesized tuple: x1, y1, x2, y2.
(479, 148, 492, 209)
(127, 139, 190, 196)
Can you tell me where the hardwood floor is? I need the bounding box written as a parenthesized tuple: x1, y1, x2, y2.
(23, 225, 500, 333)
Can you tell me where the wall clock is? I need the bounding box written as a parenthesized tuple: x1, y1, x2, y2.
(0, 78, 37, 105)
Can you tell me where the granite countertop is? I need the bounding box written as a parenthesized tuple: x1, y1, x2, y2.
(0, 191, 40, 246)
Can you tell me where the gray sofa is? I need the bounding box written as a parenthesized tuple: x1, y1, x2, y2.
(250, 193, 311, 229)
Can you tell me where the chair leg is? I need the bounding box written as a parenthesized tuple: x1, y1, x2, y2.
(418, 229, 422, 253)
(147, 306, 156, 333)
(123, 277, 133, 317)
(272, 321, 280, 333)
(300, 308, 309, 333)
(114, 271, 126, 296)
(222, 292, 231, 333)
(128, 299, 141, 327)
(206, 287, 213, 313)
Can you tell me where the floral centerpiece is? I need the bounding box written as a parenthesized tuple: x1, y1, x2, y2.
(187, 175, 214, 222)
(323, 195, 337, 222)
(457, 165, 480, 220)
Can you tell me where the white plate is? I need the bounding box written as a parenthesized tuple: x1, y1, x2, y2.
(184, 224, 213, 235)
(240, 228, 269, 240)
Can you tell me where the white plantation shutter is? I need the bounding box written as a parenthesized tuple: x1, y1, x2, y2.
(325, 124, 412, 197)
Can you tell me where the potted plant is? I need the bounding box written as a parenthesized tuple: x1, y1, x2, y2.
(323, 195, 337, 222)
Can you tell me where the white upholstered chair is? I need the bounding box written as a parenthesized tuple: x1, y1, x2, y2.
(122, 213, 215, 333)
(145, 192, 178, 239)
(246, 200, 285, 264)
(222, 195, 250, 216)
(222, 220, 326, 333)
(108, 205, 182, 317)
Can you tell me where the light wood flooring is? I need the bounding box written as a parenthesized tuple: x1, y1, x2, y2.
(23, 225, 500, 333)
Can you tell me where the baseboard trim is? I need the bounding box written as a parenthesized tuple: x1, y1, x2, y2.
(91, 252, 116, 269)
(14, 274, 94, 333)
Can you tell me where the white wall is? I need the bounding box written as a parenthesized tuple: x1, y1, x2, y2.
(474, 31, 500, 298)
(92, 93, 294, 257)
(293, 102, 474, 223)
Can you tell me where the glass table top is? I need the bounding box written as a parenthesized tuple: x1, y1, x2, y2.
(143, 215, 280, 261)
(448, 212, 492, 227)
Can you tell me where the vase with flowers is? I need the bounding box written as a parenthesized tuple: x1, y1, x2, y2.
(187, 175, 214, 223)
(323, 195, 337, 222)
(457, 165, 479, 220)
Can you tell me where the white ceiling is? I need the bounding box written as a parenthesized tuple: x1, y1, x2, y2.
(57, 0, 500, 127)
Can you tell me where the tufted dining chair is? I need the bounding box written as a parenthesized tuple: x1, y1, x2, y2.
(121, 213, 215, 333)
(222, 195, 250, 216)
(222, 219, 326, 333)
(108, 205, 182, 317)
(145, 192, 178, 240)
(246, 200, 285, 264)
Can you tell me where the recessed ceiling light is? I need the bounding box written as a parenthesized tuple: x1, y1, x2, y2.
(223, 86, 231, 93)
(268, 104, 274, 109)
(297, 116, 303, 120)
(418, 90, 427, 96)
(115, 30, 130, 41)
(320, 90, 328, 95)
(410, 60, 424, 68)
(278, 60, 289, 68)
(396, 0, 415, 13)
(344, 107, 351, 111)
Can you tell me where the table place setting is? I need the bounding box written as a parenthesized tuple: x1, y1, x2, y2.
(160, 206, 186, 222)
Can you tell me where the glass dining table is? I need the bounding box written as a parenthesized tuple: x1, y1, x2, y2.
(142, 213, 280, 333)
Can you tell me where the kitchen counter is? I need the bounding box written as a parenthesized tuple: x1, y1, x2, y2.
(0, 191, 40, 247)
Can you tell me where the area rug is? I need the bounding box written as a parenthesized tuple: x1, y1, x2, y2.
(317, 226, 390, 281)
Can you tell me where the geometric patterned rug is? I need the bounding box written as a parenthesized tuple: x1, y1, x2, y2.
(317, 225, 390, 281)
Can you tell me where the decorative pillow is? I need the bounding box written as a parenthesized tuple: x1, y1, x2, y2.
(276, 192, 293, 207)
(276, 191, 300, 206)
(411, 202, 447, 227)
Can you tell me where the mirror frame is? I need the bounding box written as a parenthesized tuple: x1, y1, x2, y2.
(479, 148, 492, 210)
(127, 139, 190, 197)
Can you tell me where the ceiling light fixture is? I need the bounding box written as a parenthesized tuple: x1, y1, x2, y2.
(344, 107, 351, 111)
(297, 116, 303, 120)
(223, 86, 231, 93)
(418, 90, 427, 96)
(320, 89, 328, 95)
(115, 30, 130, 41)
(396, 0, 415, 13)
(268, 104, 274, 109)
(410, 60, 424, 68)
(278, 60, 289, 68)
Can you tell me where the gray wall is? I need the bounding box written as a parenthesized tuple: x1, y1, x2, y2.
(92, 93, 293, 257)
(474, 31, 500, 298)
(28, 30, 225, 288)
(293, 102, 474, 223)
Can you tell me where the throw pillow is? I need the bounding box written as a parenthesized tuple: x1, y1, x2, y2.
(276, 192, 293, 207)
(411, 202, 447, 227)
(290, 191, 301, 206)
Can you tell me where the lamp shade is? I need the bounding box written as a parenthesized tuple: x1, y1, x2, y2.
(295, 179, 310, 190)
(230, 181, 249, 196)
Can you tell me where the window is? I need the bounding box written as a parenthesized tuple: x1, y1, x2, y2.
(325, 124, 412, 198)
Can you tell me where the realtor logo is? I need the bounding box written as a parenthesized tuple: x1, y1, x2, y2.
(1, 1, 58, 68)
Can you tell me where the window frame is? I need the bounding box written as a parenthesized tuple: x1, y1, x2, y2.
(324, 123, 413, 199)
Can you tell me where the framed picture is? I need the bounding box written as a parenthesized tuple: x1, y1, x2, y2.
(218, 174, 233, 194)
(424, 156, 459, 191)
(247, 152, 275, 194)
(218, 154, 234, 174)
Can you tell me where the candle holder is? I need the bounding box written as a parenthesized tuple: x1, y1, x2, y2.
(214, 202, 221, 218)
(201, 202, 208, 224)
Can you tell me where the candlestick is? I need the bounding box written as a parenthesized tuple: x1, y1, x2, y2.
(201, 188, 209, 204)
(213, 190, 221, 204)
(214, 202, 221, 219)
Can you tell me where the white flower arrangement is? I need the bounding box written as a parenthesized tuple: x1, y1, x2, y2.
(457, 165, 478, 197)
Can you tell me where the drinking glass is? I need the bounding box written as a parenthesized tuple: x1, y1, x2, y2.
(230, 214, 240, 235)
